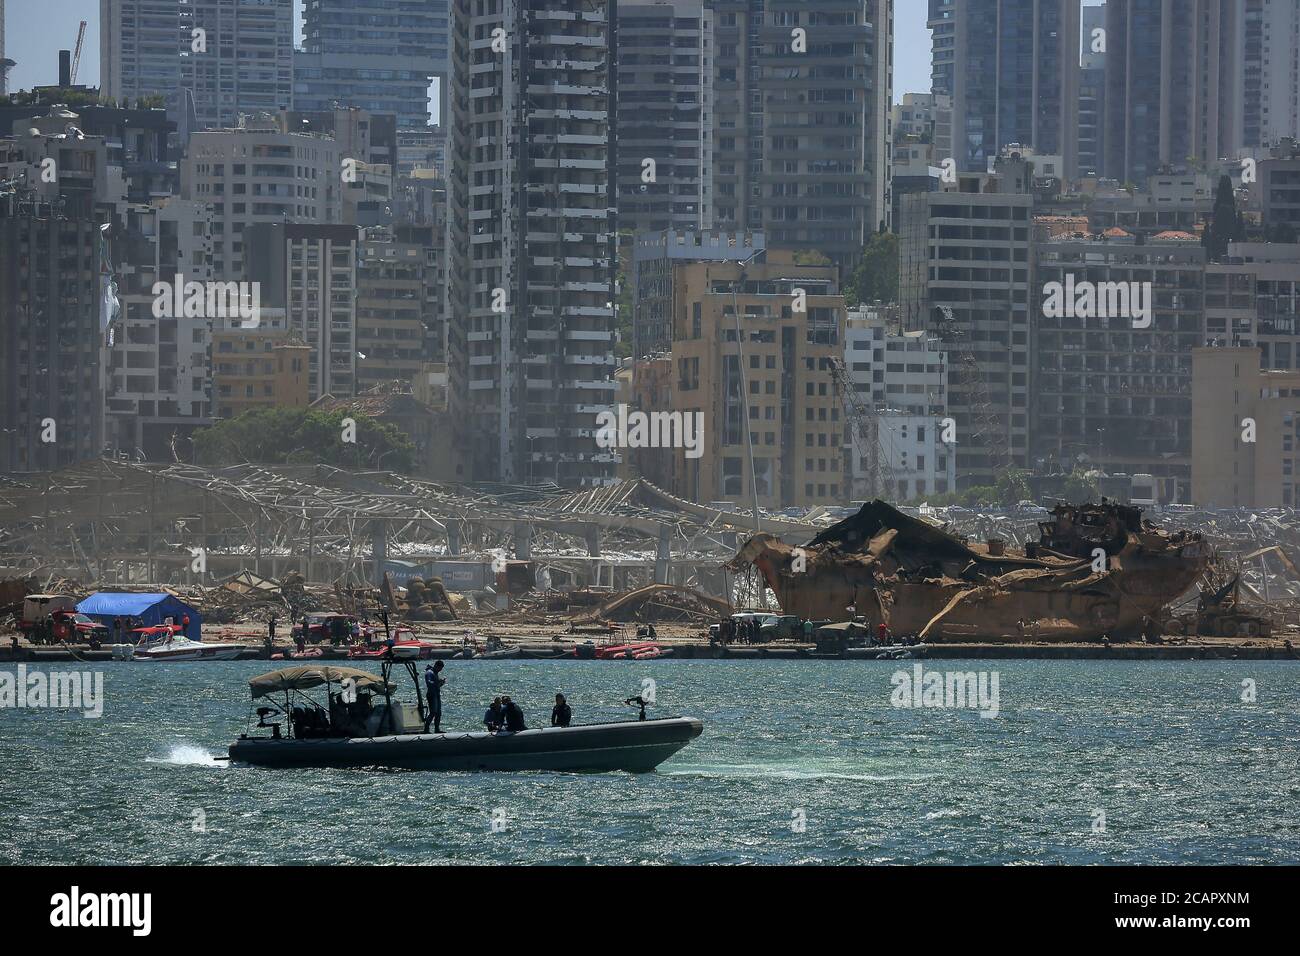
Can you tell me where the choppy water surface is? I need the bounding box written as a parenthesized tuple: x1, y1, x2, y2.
(2, 660, 1297, 864)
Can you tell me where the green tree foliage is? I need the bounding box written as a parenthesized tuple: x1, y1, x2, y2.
(844, 231, 899, 306)
(1202, 175, 1245, 261)
(192, 407, 416, 472)
(1061, 468, 1100, 503)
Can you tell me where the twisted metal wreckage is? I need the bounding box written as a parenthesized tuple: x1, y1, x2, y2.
(729, 500, 1215, 642)
(0, 459, 811, 603)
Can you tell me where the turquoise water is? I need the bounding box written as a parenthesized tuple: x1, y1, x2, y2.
(1, 660, 1298, 864)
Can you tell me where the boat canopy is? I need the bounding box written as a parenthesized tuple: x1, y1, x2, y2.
(249, 665, 395, 700)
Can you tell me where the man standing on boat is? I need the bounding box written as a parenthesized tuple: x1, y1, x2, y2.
(424, 660, 446, 733)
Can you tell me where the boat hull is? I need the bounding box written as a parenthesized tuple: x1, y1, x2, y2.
(229, 717, 703, 773)
(138, 645, 244, 661)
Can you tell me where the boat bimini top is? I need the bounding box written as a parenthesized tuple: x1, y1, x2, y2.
(248, 665, 396, 699)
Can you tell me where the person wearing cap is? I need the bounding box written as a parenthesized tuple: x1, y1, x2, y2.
(423, 660, 446, 733)
(551, 693, 572, 728)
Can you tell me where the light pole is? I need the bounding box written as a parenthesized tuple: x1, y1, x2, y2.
(729, 249, 766, 534)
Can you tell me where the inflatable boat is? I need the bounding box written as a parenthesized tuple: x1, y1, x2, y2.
(226, 662, 702, 773)
(230, 717, 703, 772)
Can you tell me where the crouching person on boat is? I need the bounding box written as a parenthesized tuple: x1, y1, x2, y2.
(501, 695, 527, 732)
(484, 696, 505, 733)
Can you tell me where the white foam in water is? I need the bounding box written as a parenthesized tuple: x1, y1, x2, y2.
(147, 744, 224, 767)
(665, 763, 931, 783)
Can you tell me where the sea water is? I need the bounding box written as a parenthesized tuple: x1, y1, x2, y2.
(1, 660, 1297, 864)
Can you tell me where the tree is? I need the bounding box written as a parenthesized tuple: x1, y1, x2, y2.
(844, 231, 899, 306)
(192, 407, 416, 472)
(994, 469, 1032, 506)
(1202, 175, 1245, 261)
(1061, 468, 1099, 503)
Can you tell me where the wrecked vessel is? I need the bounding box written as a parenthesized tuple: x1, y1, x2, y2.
(728, 500, 1211, 642)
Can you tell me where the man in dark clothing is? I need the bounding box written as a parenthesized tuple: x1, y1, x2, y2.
(484, 697, 505, 732)
(551, 693, 572, 727)
(501, 695, 526, 732)
(423, 660, 445, 733)
(267, 614, 277, 647)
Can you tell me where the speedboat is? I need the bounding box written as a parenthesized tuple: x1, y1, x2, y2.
(227, 662, 703, 773)
(133, 627, 245, 661)
(346, 627, 443, 660)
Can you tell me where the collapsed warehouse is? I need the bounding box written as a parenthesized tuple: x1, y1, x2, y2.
(0, 459, 810, 619)
(4, 460, 1300, 642)
(729, 500, 1216, 642)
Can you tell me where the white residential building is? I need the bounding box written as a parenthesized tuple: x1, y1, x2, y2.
(843, 306, 956, 502)
(106, 198, 216, 458)
(101, 0, 293, 127)
(181, 118, 340, 281)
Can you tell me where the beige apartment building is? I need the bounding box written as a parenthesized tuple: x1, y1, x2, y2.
(1192, 347, 1300, 508)
(658, 251, 847, 509)
(211, 334, 312, 421)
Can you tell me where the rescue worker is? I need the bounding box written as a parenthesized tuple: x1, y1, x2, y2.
(877, 621, 890, 646)
(551, 693, 572, 727)
(267, 614, 278, 647)
(423, 660, 446, 733)
(484, 697, 505, 732)
(501, 695, 526, 732)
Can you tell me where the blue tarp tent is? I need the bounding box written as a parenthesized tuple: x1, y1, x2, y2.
(76, 593, 203, 641)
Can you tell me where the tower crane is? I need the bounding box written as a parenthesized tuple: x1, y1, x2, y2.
(70, 20, 87, 85)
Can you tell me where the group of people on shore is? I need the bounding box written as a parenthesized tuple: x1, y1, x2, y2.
(421, 660, 573, 736)
(714, 616, 764, 645)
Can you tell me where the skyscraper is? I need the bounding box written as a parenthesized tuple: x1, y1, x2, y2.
(614, 0, 715, 235)
(101, 0, 294, 128)
(928, 0, 1080, 177)
(1233, 0, 1300, 148)
(100, 0, 187, 110)
(1103, 0, 1236, 184)
(296, 0, 450, 131)
(1078, 3, 1107, 177)
(183, 0, 294, 129)
(710, 0, 893, 272)
(446, 0, 618, 486)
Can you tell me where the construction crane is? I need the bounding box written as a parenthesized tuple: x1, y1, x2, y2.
(70, 20, 87, 85)
(830, 358, 885, 500)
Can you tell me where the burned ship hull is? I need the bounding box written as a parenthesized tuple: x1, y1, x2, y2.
(729, 501, 1210, 643)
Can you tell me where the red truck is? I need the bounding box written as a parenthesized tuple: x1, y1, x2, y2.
(19, 595, 112, 645)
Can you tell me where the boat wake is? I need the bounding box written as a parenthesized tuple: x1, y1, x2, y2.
(663, 762, 932, 783)
(146, 744, 225, 767)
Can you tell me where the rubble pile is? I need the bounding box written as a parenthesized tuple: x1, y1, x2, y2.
(575, 584, 733, 625)
(930, 505, 1300, 618)
(730, 500, 1211, 643)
